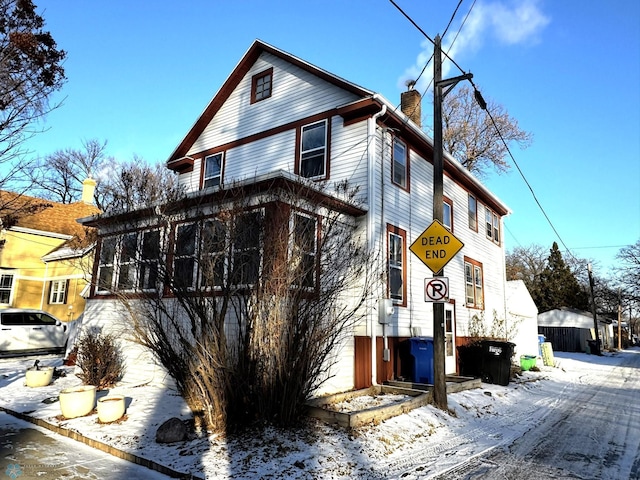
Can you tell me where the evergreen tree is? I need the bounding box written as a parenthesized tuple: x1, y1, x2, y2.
(534, 242, 589, 312)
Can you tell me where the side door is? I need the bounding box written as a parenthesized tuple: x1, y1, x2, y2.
(444, 303, 457, 374)
(0, 312, 30, 352)
(26, 312, 66, 350)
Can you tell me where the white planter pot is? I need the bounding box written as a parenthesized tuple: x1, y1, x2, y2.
(97, 395, 126, 423)
(59, 385, 97, 419)
(25, 367, 54, 387)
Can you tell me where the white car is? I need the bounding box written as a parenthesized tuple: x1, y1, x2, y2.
(0, 309, 68, 355)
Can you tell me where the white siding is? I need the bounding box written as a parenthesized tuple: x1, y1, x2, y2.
(367, 130, 508, 345)
(177, 52, 368, 196)
(187, 53, 359, 158)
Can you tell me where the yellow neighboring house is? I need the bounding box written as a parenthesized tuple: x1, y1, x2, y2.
(0, 180, 99, 323)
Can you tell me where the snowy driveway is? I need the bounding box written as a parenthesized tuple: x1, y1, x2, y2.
(423, 349, 640, 479)
(1, 349, 639, 479)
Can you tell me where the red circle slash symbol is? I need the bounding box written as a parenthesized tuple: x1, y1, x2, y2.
(426, 278, 448, 301)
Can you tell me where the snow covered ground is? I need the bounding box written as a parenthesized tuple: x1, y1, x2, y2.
(0, 348, 637, 479)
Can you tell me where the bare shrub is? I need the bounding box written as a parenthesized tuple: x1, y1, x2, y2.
(108, 178, 372, 433)
(75, 330, 125, 389)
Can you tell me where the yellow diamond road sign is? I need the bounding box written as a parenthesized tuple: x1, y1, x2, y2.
(409, 220, 464, 274)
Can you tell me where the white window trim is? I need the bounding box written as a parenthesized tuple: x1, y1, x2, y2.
(388, 230, 404, 304)
(49, 279, 67, 304)
(464, 259, 484, 309)
(0, 271, 15, 305)
(485, 207, 500, 245)
(443, 197, 453, 231)
(203, 152, 224, 189)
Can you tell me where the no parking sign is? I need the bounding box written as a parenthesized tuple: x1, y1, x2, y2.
(424, 277, 449, 302)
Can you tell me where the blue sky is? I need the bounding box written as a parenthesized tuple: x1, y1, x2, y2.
(26, 0, 640, 277)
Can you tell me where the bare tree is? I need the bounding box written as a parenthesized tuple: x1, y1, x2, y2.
(505, 244, 547, 299)
(0, 0, 66, 186)
(28, 138, 112, 204)
(96, 179, 372, 433)
(615, 240, 640, 303)
(28, 139, 183, 212)
(442, 85, 532, 177)
(613, 240, 640, 338)
(99, 157, 183, 214)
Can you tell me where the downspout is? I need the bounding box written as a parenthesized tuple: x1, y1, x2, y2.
(40, 261, 49, 310)
(368, 98, 386, 386)
(501, 221, 509, 340)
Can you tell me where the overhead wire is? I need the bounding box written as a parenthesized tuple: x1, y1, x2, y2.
(389, 0, 577, 261)
(390, 0, 474, 129)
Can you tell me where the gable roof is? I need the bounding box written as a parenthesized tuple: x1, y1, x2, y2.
(168, 40, 373, 165)
(0, 191, 100, 240)
(166, 39, 510, 217)
(538, 307, 613, 328)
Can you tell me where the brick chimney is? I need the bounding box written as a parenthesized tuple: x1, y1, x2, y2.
(401, 84, 422, 128)
(82, 177, 97, 204)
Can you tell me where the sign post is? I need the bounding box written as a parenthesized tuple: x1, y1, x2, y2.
(424, 34, 471, 410)
(425, 277, 449, 302)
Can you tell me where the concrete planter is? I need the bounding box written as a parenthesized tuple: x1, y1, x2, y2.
(97, 395, 126, 423)
(25, 367, 54, 387)
(59, 385, 97, 419)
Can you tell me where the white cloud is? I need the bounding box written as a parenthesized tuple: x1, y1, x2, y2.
(400, 0, 550, 93)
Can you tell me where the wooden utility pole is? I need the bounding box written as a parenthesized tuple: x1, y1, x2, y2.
(432, 36, 472, 410)
(618, 288, 622, 350)
(587, 263, 601, 355)
(432, 35, 446, 410)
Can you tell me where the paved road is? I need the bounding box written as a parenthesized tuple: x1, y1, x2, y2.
(432, 351, 640, 479)
(0, 412, 171, 480)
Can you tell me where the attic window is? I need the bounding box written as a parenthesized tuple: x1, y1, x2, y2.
(251, 68, 273, 104)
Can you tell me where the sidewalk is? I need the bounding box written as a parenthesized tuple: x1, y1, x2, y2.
(0, 354, 203, 479)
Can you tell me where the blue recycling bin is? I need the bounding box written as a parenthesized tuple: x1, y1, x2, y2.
(537, 334, 546, 357)
(408, 337, 434, 384)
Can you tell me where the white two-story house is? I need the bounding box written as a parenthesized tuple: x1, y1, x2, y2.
(81, 40, 510, 394)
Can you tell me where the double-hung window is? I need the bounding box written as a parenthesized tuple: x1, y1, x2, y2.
(200, 219, 226, 288)
(468, 194, 477, 231)
(387, 225, 406, 306)
(485, 208, 500, 244)
(117, 232, 138, 290)
(292, 213, 317, 289)
(139, 230, 160, 290)
(443, 196, 453, 230)
(174, 224, 197, 290)
(464, 257, 484, 309)
(392, 138, 407, 189)
(49, 280, 68, 304)
(0, 272, 14, 304)
(232, 211, 262, 286)
(204, 153, 223, 188)
(299, 120, 327, 179)
(97, 237, 117, 293)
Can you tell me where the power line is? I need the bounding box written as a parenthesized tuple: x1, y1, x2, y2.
(481, 105, 577, 261)
(390, 0, 576, 262)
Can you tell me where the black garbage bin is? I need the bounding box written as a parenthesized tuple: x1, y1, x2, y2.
(408, 337, 434, 384)
(457, 343, 483, 378)
(480, 340, 515, 386)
